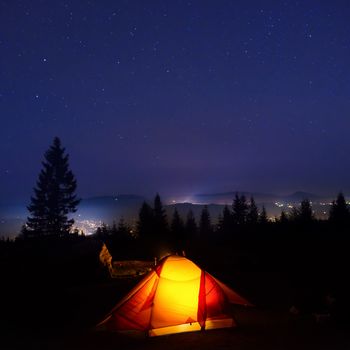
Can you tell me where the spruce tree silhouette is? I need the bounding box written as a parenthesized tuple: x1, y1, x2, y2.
(110, 221, 118, 237)
(289, 199, 314, 224)
(100, 223, 109, 239)
(95, 226, 103, 239)
(117, 217, 130, 239)
(299, 199, 314, 224)
(26, 137, 80, 237)
(137, 200, 160, 257)
(199, 205, 212, 238)
(247, 197, 259, 224)
(329, 192, 350, 225)
(153, 194, 168, 237)
(232, 194, 248, 225)
(185, 210, 197, 242)
(289, 206, 300, 223)
(279, 210, 288, 224)
(220, 205, 233, 235)
(137, 201, 154, 239)
(259, 205, 268, 224)
(170, 208, 185, 252)
(144, 194, 168, 257)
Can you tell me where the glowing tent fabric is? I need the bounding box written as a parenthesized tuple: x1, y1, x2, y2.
(97, 255, 251, 336)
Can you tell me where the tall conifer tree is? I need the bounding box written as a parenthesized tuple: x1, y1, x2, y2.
(199, 205, 212, 237)
(170, 208, 185, 252)
(299, 199, 314, 223)
(185, 210, 197, 239)
(26, 137, 80, 237)
(329, 192, 350, 224)
(221, 205, 233, 234)
(232, 194, 248, 225)
(259, 205, 268, 224)
(137, 202, 154, 238)
(153, 193, 168, 235)
(247, 197, 259, 224)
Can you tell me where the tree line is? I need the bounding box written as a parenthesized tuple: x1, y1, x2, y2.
(93, 191, 350, 258)
(14, 137, 350, 247)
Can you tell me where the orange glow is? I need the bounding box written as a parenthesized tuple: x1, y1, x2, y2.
(152, 276, 200, 328)
(97, 255, 251, 336)
(149, 322, 201, 337)
(159, 256, 201, 281)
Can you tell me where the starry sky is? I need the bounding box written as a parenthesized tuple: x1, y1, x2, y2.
(1, 0, 350, 203)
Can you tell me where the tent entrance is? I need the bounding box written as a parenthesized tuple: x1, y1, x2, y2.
(149, 322, 201, 336)
(148, 318, 235, 337)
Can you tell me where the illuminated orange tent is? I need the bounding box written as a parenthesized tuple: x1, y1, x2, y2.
(97, 255, 251, 336)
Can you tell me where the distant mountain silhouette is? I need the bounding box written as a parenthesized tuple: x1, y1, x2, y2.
(79, 195, 146, 222)
(82, 194, 145, 206)
(193, 191, 276, 204)
(281, 191, 321, 202)
(193, 190, 322, 204)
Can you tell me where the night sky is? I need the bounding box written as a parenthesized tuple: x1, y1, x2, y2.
(1, 1, 350, 203)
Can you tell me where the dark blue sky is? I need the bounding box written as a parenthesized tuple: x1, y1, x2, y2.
(1, 0, 350, 203)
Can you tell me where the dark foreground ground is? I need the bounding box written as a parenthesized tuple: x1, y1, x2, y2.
(2, 281, 350, 350)
(1, 234, 350, 349)
(4, 305, 350, 350)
